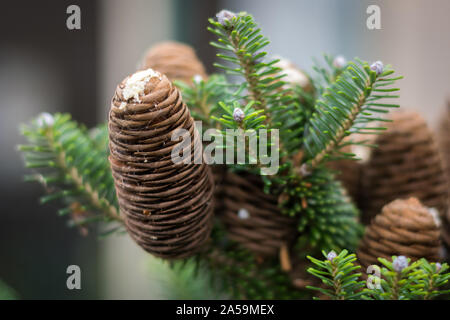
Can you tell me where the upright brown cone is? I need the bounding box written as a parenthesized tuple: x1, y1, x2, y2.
(357, 198, 441, 268)
(361, 110, 449, 224)
(437, 103, 450, 249)
(220, 171, 297, 257)
(142, 41, 208, 84)
(108, 68, 214, 259)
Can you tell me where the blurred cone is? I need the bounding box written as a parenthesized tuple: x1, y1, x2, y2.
(220, 171, 297, 257)
(142, 41, 208, 84)
(437, 103, 450, 250)
(357, 197, 441, 268)
(361, 110, 449, 225)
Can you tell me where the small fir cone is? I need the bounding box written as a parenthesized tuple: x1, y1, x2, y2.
(357, 197, 441, 269)
(142, 41, 208, 84)
(361, 110, 449, 224)
(108, 68, 214, 259)
(220, 171, 297, 257)
(437, 103, 450, 249)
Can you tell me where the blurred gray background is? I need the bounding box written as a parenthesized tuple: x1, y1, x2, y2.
(0, 0, 449, 299)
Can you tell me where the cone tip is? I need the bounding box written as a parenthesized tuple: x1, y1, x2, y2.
(122, 68, 162, 103)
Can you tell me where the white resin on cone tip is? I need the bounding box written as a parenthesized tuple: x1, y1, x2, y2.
(122, 68, 162, 102)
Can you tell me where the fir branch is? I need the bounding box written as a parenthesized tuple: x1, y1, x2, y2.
(0, 279, 18, 300)
(147, 256, 227, 299)
(312, 54, 347, 95)
(411, 259, 450, 300)
(209, 11, 312, 159)
(270, 82, 315, 156)
(363, 256, 422, 300)
(208, 11, 289, 116)
(277, 169, 363, 252)
(210, 100, 272, 172)
(18, 113, 123, 230)
(89, 123, 109, 155)
(174, 74, 229, 130)
(307, 250, 364, 300)
(307, 252, 450, 300)
(303, 59, 401, 171)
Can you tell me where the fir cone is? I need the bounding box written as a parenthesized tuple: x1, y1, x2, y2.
(108, 68, 214, 259)
(437, 103, 450, 249)
(220, 171, 297, 257)
(357, 198, 441, 268)
(361, 110, 449, 224)
(142, 41, 208, 84)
